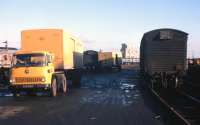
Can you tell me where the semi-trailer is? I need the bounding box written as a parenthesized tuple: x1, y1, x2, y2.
(10, 29, 84, 97)
(98, 52, 122, 70)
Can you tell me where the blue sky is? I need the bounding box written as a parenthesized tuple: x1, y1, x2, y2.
(0, 0, 199, 57)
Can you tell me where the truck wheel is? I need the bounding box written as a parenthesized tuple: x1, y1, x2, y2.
(12, 91, 19, 97)
(61, 76, 67, 94)
(51, 77, 57, 97)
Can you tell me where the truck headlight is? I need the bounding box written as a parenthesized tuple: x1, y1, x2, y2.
(10, 78, 15, 83)
(41, 77, 46, 82)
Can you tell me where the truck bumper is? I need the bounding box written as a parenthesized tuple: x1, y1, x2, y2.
(10, 84, 51, 92)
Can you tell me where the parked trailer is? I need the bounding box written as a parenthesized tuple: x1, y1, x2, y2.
(83, 50, 98, 70)
(10, 29, 84, 97)
(140, 28, 188, 88)
(98, 52, 122, 70)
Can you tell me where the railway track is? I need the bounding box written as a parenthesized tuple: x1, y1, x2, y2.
(178, 91, 200, 104)
(149, 86, 200, 125)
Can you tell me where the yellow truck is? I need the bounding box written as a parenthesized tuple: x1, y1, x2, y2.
(10, 29, 84, 97)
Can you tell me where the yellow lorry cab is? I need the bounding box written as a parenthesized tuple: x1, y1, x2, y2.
(10, 51, 54, 94)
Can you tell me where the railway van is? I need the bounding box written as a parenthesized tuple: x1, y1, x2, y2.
(140, 28, 188, 88)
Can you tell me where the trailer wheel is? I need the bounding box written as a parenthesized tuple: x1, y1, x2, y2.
(51, 77, 57, 97)
(61, 76, 67, 94)
(12, 91, 19, 97)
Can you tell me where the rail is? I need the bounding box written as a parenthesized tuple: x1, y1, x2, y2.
(149, 85, 200, 125)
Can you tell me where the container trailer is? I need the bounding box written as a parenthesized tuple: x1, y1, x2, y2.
(10, 29, 84, 97)
(98, 52, 122, 69)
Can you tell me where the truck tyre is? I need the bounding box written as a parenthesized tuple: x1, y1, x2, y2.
(12, 90, 20, 97)
(51, 77, 57, 97)
(61, 76, 67, 94)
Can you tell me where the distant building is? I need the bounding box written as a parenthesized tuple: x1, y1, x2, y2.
(125, 44, 138, 58)
(121, 43, 139, 64)
(121, 43, 138, 58)
(0, 47, 17, 68)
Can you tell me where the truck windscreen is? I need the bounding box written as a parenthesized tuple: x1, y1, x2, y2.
(13, 54, 46, 67)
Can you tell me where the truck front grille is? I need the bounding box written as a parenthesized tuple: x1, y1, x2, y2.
(15, 77, 43, 83)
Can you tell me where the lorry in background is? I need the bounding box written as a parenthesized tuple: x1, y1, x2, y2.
(83, 50, 98, 70)
(98, 52, 122, 70)
(10, 29, 83, 97)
